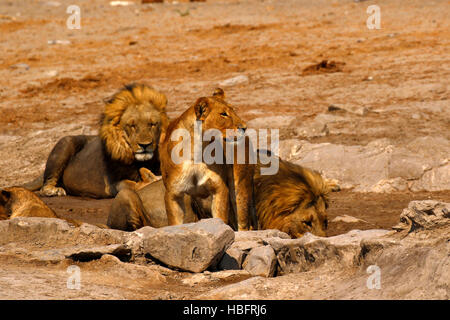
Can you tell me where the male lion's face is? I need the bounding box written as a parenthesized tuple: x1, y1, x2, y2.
(194, 96, 247, 143)
(121, 104, 163, 162)
(288, 196, 328, 238)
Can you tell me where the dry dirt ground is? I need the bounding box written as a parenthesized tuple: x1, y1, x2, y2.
(0, 0, 449, 299)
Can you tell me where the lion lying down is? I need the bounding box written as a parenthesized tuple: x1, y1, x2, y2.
(23, 83, 168, 199)
(0, 187, 107, 228)
(107, 156, 338, 238)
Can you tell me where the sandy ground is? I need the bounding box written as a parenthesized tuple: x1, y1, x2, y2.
(0, 0, 449, 299)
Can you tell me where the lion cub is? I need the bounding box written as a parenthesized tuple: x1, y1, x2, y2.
(159, 89, 255, 230)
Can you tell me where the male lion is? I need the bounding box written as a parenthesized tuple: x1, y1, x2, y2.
(107, 153, 337, 238)
(254, 154, 334, 238)
(159, 88, 255, 231)
(25, 84, 168, 198)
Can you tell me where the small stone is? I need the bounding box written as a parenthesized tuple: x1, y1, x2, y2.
(332, 215, 368, 224)
(9, 63, 30, 70)
(218, 247, 245, 270)
(219, 75, 249, 87)
(243, 246, 277, 277)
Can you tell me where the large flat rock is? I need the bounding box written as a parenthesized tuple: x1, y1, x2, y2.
(141, 218, 235, 273)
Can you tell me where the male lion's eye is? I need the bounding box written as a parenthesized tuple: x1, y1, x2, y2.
(220, 112, 228, 117)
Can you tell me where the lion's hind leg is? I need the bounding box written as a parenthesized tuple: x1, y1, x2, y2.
(41, 135, 90, 197)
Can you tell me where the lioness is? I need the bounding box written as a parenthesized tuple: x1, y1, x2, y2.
(159, 88, 255, 230)
(25, 84, 168, 198)
(107, 154, 336, 238)
(0, 187, 108, 228)
(107, 178, 201, 231)
(0, 187, 57, 219)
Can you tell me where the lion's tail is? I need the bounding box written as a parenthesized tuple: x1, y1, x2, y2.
(20, 174, 44, 191)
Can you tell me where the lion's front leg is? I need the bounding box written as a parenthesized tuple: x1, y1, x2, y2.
(230, 163, 255, 231)
(165, 190, 186, 226)
(211, 182, 230, 226)
(41, 135, 90, 197)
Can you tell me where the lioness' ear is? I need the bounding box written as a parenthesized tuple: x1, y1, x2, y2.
(212, 88, 225, 100)
(194, 98, 210, 120)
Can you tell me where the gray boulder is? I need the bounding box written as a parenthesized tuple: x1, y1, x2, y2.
(394, 200, 450, 232)
(243, 245, 277, 277)
(279, 136, 450, 192)
(264, 229, 390, 275)
(141, 218, 235, 273)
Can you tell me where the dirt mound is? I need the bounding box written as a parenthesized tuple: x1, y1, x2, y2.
(21, 75, 107, 97)
(302, 60, 345, 75)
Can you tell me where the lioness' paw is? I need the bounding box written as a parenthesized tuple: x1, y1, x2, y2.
(40, 186, 67, 197)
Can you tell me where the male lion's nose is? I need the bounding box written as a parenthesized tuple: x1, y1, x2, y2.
(139, 142, 152, 150)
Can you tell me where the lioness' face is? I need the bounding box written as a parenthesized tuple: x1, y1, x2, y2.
(121, 104, 163, 162)
(288, 196, 328, 238)
(194, 97, 247, 142)
(0, 190, 11, 219)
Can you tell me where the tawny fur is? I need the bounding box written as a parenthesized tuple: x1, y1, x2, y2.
(108, 156, 337, 238)
(0, 187, 101, 227)
(254, 157, 332, 238)
(159, 88, 256, 230)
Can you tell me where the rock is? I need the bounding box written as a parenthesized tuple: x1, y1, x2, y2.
(411, 164, 450, 192)
(264, 229, 389, 275)
(243, 246, 277, 277)
(199, 277, 263, 299)
(234, 230, 291, 242)
(218, 247, 245, 270)
(47, 40, 71, 45)
(44, 70, 58, 77)
(286, 139, 392, 191)
(292, 113, 349, 138)
(141, 218, 235, 273)
(246, 115, 295, 129)
(9, 63, 30, 70)
(370, 177, 408, 193)
(0, 218, 129, 249)
(332, 215, 368, 224)
(327, 104, 368, 116)
(219, 75, 249, 87)
(393, 200, 450, 232)
(282, 136, 450, 192)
